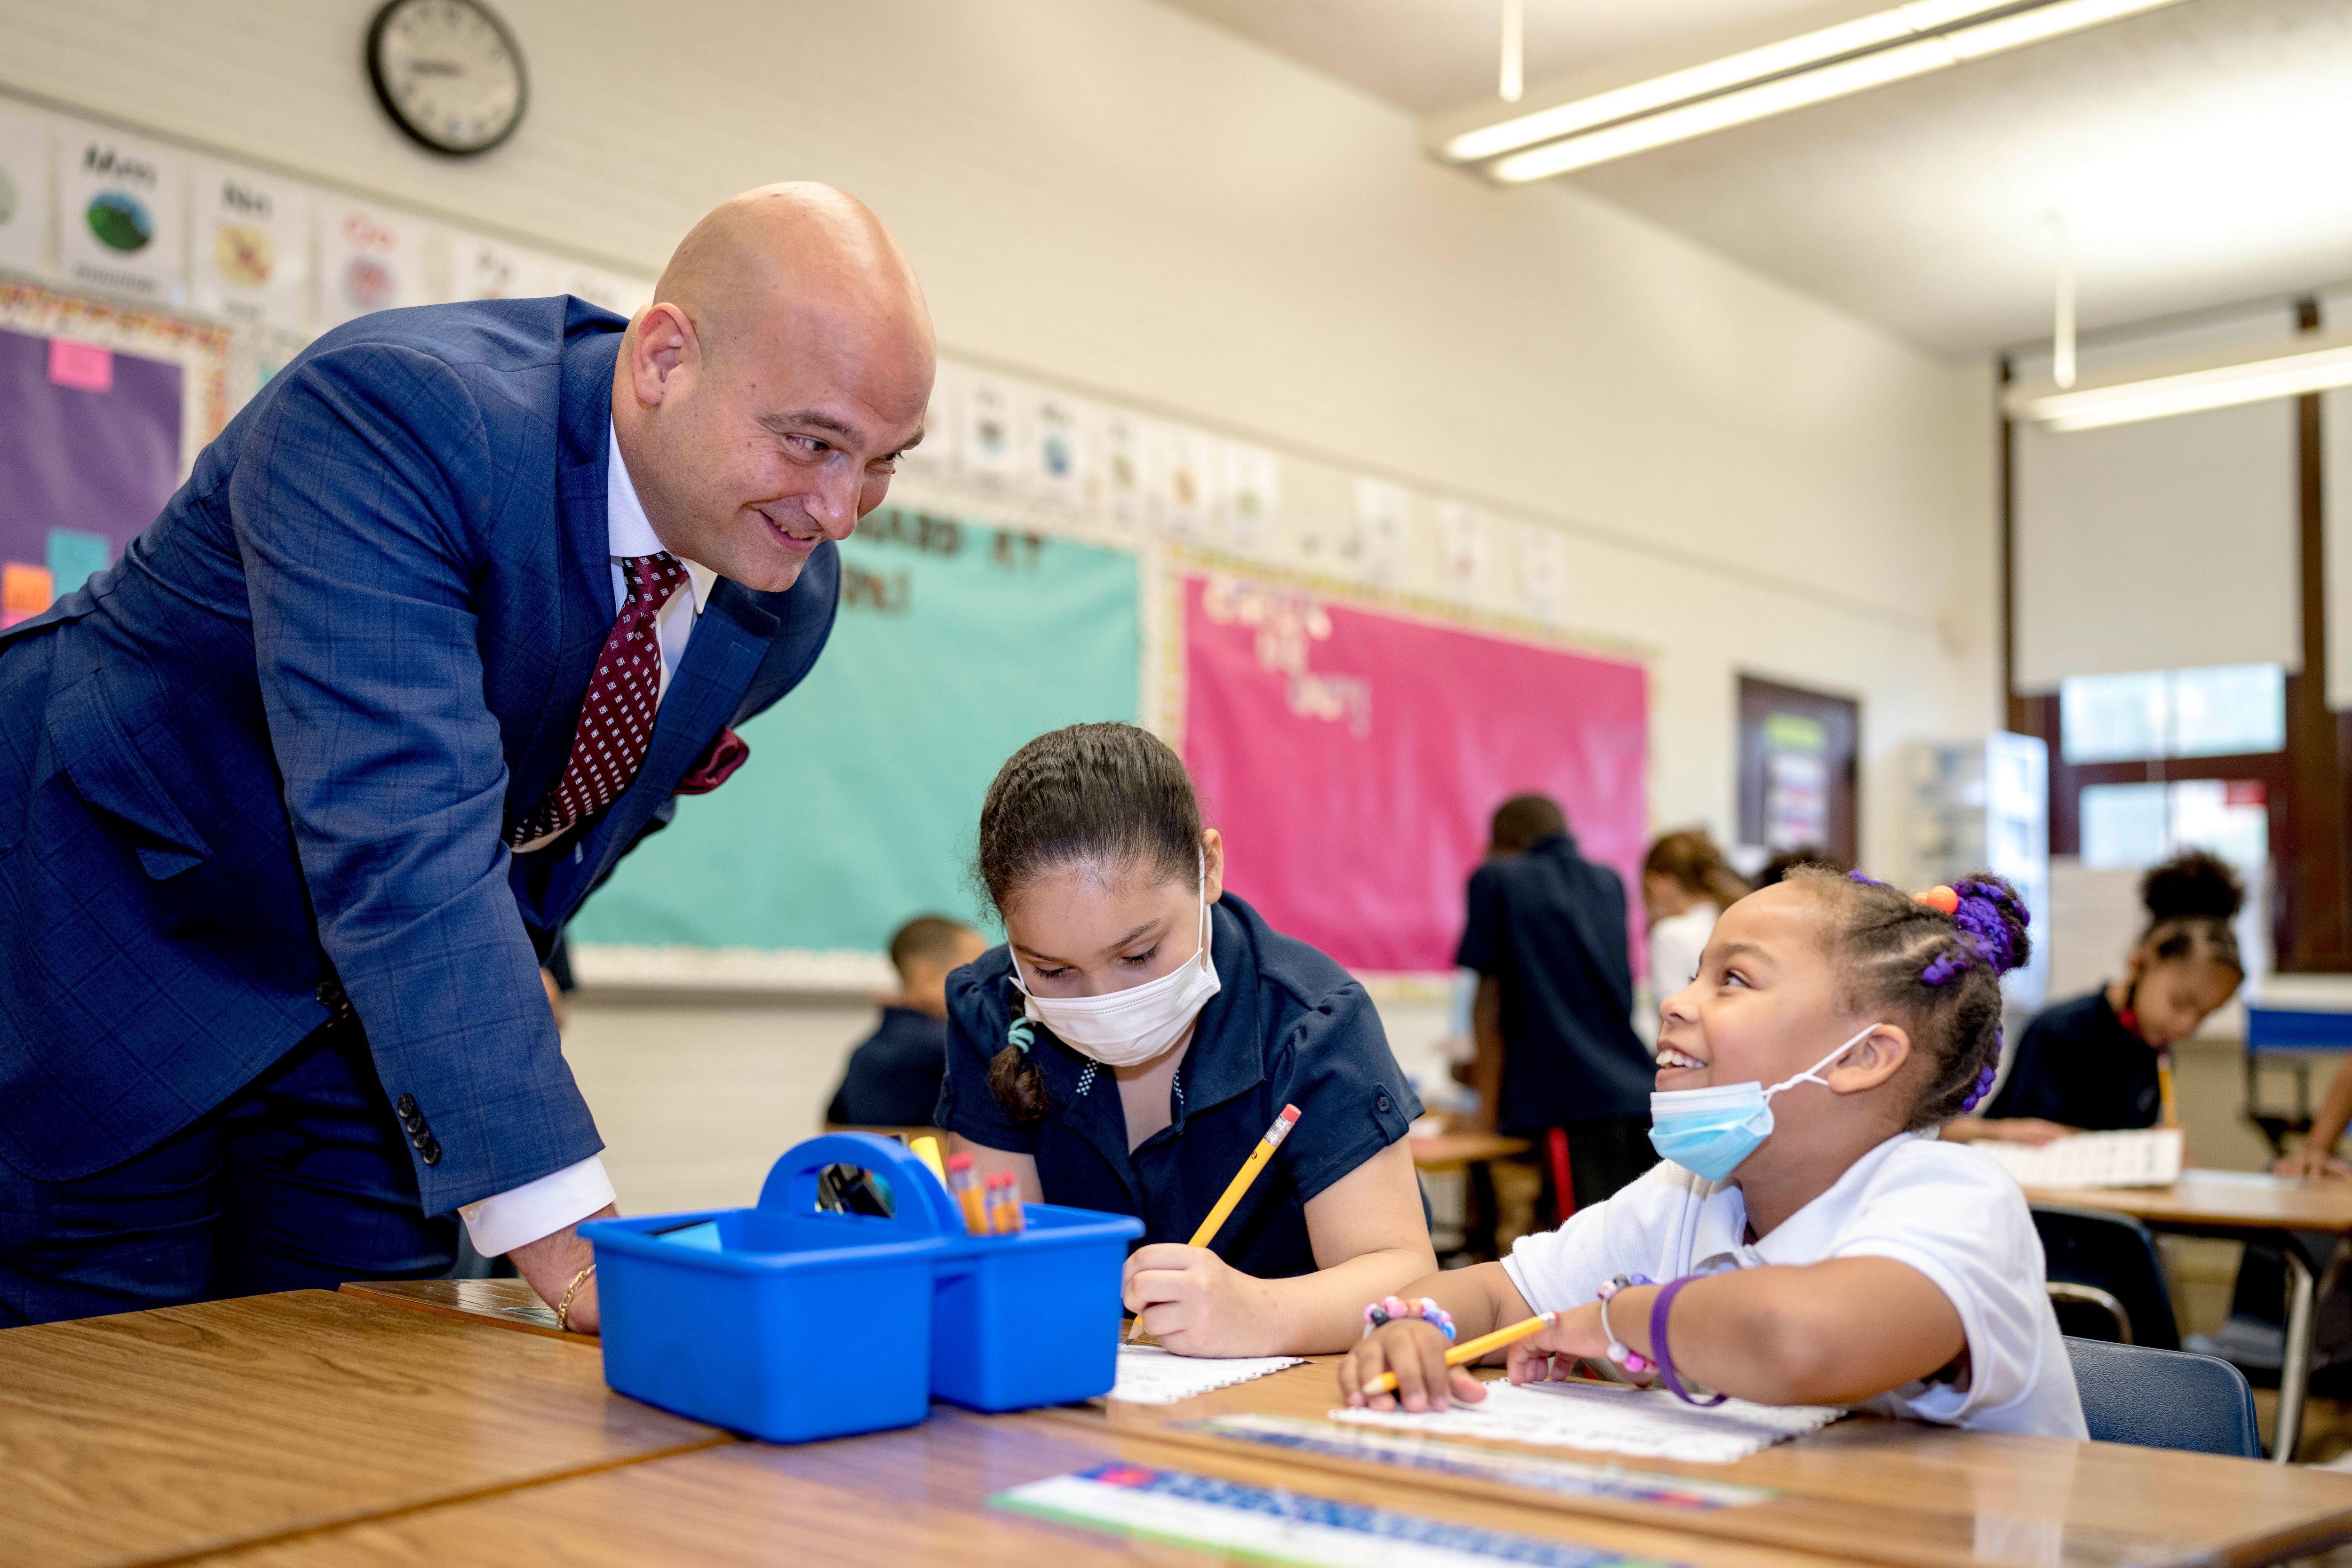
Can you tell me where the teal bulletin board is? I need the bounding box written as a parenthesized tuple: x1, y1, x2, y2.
(568, 511, 1141, 952)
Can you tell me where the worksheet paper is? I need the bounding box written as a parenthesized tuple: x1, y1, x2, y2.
(1975, 1127, 2184, 1189)
(1329, 1378, 1842, 1464)
(1107, 1345, 1306, 1404)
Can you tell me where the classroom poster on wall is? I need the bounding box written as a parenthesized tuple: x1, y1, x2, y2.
(551, 260, 653, 317)
(0, 324, 182, 622)
(189, 162, 309, 330)
(450, 230, 554, 301)
(1182, 571, 1647, 973)
(318, 201, 426, 328)
(56, 127, 183, 306)
(568, 516, 1141, 952)
(0, 111, 48, 279)
(1223, 443, 1278, 549)
(1519, 523, 1565, 621)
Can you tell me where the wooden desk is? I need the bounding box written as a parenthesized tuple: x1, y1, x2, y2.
(1050, 1359, 2352, 1568)
(2020, 1171, 2352, 1232)
(1409, 1131, 1532, 1170)
(210, 1402, 1845, 1568)
(340, 1276, 569, 1338)
(0, 1290, 728, 1568)
(2021, 1171, 2352, 1463)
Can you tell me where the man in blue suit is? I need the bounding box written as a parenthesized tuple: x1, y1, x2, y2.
(0, 184, 935, 1332)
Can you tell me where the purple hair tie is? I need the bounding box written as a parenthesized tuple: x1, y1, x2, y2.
(1958, 1060, 1998, 1114)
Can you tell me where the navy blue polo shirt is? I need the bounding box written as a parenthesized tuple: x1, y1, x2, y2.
(826, 1006, 949, 1128)
(937, 891, 1422, 1281)
(1983, 988, 2160, 1131)
(1455, 832, 1654, 1132)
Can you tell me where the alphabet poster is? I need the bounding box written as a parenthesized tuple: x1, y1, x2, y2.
(0, 109, 46, 279)
(318, 201, 426, 329)
(56, 126, 183, 305)
(1182, 570, 1647, 973)
(190, 162, 310, 330)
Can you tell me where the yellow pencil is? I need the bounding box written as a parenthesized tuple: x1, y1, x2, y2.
(2157, 1052, 2178, 1129)
(1359, 1309, 1561, 1398)
(1128, 1103, 1301, 1342)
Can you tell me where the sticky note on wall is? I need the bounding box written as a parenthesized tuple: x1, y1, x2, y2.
(2, 562, 56, 628)
(47, 337, 114, 393)
(46, 528, 111, 596)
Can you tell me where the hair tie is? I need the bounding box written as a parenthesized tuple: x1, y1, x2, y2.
(1007, 1017, 1034, 1054)
(1913, 885, 1961, 914)
(1958, 1060, 1998, 1114)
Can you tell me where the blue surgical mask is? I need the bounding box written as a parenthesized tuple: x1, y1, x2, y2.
(1646, 1024, 1881, 1183)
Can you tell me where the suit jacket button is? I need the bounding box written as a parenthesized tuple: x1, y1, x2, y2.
(418, 1136, 442, 1166)
(396, 1094, 419, 1118)
(317, 980, 345, 1008)
(1376, 1093, 1392, 1112)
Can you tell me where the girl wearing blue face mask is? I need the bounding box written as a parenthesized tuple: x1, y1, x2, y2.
(1337, 868, 2088, 1440)
(938, 723, 1437, 1358)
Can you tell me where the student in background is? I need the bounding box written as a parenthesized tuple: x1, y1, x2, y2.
(1341, 870, 2087, 1441)
(1948, 851, 2244, 1146)
(940, 724, 1435, 1356)
(826, 916, 988, 1129)
(1459, 795, 1657, 1217)
(1642, 829, 1750, 995)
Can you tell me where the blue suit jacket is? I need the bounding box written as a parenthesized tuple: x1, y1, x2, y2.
(0, 298, 839, 1214)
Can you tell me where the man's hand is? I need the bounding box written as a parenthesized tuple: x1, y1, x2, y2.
(509, 1203, 617, 1334)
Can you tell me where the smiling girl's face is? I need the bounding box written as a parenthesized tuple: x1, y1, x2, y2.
(1653, 884, 1876, 1140)
(1002, 830, 1225, 998)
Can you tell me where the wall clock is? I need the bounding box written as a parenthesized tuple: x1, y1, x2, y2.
(367, 0, 528, 157)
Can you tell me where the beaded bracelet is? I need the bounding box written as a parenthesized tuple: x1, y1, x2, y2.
(1651, 1274, 1727, 1407)
(1595, 1274, 1654, 1374)
(1362, 1294, 1457, 1342)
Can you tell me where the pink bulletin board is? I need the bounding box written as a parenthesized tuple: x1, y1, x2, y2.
(1181, 571, 1649, 975)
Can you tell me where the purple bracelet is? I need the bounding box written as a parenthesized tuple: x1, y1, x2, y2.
(1650, 1275, 1727, 1407)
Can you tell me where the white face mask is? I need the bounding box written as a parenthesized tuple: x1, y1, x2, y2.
(1005, 852, 1223, 1068)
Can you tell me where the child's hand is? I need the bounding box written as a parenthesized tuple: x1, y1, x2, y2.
(1123, 1243, 1273, 1357)
(1503, 1302, 1617, 1386)
(2275, 1147, 2352, 1180)
(1986, 1118, 2070, 1146)
(1336, 1318, 1484, 1413)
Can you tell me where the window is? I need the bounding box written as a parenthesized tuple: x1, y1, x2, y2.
(2059, 664, 2284, 765)
(2079, 779, 2268, 871)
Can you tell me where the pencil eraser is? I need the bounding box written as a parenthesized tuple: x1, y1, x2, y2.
(1279, 1104, 1301, 1123)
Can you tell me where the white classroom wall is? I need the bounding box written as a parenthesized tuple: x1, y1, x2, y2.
(0, 0, 2000, 873)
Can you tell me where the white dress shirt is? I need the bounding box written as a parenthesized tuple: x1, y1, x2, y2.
(461, 422, 715, 1258)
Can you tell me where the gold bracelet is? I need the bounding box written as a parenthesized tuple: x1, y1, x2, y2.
(556, 1263, 597, 1333)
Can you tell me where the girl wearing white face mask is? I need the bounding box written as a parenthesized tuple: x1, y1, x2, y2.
(1335, 868, 2087, 1441)
(938, 724, 1437, 1358)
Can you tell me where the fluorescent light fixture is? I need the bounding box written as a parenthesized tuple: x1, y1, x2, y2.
(2005, 336, 2352, 433)
(1499, 0, 1524, 103)
(1457, 0, 2185, 180)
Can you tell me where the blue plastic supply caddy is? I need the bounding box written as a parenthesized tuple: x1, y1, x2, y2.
(582, 1132, 1143, 1442)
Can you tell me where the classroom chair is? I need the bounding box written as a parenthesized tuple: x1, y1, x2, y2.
(2062, 1337, 2264, 1459)
(2032, 1205, 2181, 1350)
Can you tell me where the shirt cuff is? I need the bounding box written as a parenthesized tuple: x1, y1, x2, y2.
(459, 1156, 617, 1258)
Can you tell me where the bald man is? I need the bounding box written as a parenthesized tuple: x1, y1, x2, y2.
(0, 185, 933, 1331)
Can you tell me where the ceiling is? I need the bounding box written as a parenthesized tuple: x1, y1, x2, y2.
(1161, 0, 2352, 355)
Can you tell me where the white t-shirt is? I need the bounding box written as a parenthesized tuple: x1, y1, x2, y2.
(1647, 904, 1720, 995)
(1501, 1132, 2087, 1439)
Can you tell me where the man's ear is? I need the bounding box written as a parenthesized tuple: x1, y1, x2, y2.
(1828, 1025, 1911, 1094)
(628, 302, 698, 408)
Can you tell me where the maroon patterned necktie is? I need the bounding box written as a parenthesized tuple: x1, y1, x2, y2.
(509, 551, 688, 847)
